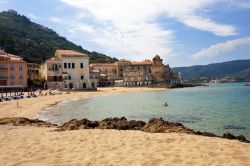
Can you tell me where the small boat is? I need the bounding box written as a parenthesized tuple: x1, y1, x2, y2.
(244, 84, 250, 86)
(164, 102, 168, 107)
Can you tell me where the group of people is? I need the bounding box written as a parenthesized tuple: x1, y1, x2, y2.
(0, 89, 65, 102)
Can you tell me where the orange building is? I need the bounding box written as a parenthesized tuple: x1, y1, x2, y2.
(0, 50, 27, 88)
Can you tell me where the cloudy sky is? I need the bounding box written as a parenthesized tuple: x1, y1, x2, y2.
(0, 0, 250, 67)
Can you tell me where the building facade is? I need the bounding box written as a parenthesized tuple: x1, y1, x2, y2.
(41, 50, 97, 89)
(41, 56, 63, 89)
(90, 55, 180, 87)
(0, 50, 27, 88)
(123, 60, 153, 86)
(90, 63, 117, 82)
(27, 63, 41, 80)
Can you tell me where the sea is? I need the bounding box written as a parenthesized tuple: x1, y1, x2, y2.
(37, 82, 250, 139)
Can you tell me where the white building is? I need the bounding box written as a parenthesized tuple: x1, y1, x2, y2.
(41, 50, 97, 89)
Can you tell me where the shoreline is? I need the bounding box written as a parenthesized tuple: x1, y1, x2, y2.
(0, 87, 167, 119)
(1, 87, 250, 165)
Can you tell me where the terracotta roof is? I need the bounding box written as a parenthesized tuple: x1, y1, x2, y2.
(55, 50, 88, 56)
(131, 60, 152, 65)
(0, 52, 25, 62)
(47, 56, 62, 62)
(90, 63, 116, 66)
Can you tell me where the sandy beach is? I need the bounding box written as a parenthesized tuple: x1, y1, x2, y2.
(0, 87, 250, 166)
(0, 87, 165, 118)
(0, 126, 249, 166)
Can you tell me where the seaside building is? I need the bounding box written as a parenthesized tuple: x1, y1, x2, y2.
(123, 60, 153, 86)
(0, 50, 27, 88)
(115, 59, 131, 79)
(41, 50, 97, 89)
(151, 55, 166, 82)
(27, 63, 41, 80)
(41, 56, 63, 89)
(151, 55, 181, 86)
(90, 63, 117, 85)
(89, 55, 180, 87)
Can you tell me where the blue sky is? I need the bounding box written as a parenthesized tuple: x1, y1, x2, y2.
(0, 0, 250, 67)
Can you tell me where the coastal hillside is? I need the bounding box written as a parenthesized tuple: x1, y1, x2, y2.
(173, 59, 250, 81)
(0, 10, 118, 64)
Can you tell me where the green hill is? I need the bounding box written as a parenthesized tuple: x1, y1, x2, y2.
(0, 10, 118, 64)
(173, 59, 250, 81)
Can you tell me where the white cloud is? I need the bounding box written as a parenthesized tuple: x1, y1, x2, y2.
(50, 17, 64, 24)
(192, 37, 250, 59)
(180, 15, 237, 36)
(0, 0, 7, 3)
(59, 0, 238, 60)
(232, 0, 250, 9)
(27, 13, 42, 20)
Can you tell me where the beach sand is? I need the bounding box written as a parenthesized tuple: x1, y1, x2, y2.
(0, 87, 165, 118)
(0, 87, 250, 166)
(0, 126, 249, 166)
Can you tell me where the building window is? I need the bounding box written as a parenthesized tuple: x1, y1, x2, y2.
(72, 63, 75, 69)
(10, 73, 15, 79)
(80, 63, 84, 68)
(81, 76, 84, 80)
(52, 64, 58, 70)
(19, 73, 23, 80)
(18, 64, 23, 71)
(64, 63, 67, 69)
(68, 76, 71, 80)
(68, 63, 71, 68)
(10, 64, 14, 70)
(0, 73, 5, 79)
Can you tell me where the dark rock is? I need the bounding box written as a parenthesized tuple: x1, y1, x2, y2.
(194, 131, 203, 135)
(236, 135, 247, 141)
(142, 118, 194, 134)
(98, 117, 145, 130)
(223, 133, 236, 139)
(202, 132, 217, 137)
(60, 118, 99, 130)
(1, 117, 249, 143)
(0, 117, 57, 127)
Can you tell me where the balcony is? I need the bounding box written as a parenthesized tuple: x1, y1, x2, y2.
(0, 67, 8, 70)
(48, 68, 60, 71)
(0, 76, 8, 80)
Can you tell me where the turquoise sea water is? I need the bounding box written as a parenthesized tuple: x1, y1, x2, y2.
(38, 83, 250, 139)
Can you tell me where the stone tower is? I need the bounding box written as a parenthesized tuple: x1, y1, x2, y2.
(151, 55, 166, 82)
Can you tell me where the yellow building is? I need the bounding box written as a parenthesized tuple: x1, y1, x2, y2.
(41, 50, 97, 89)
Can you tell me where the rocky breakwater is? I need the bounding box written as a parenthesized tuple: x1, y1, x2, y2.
(0, 117, 249, 143)
(59, 117, 192, 134)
